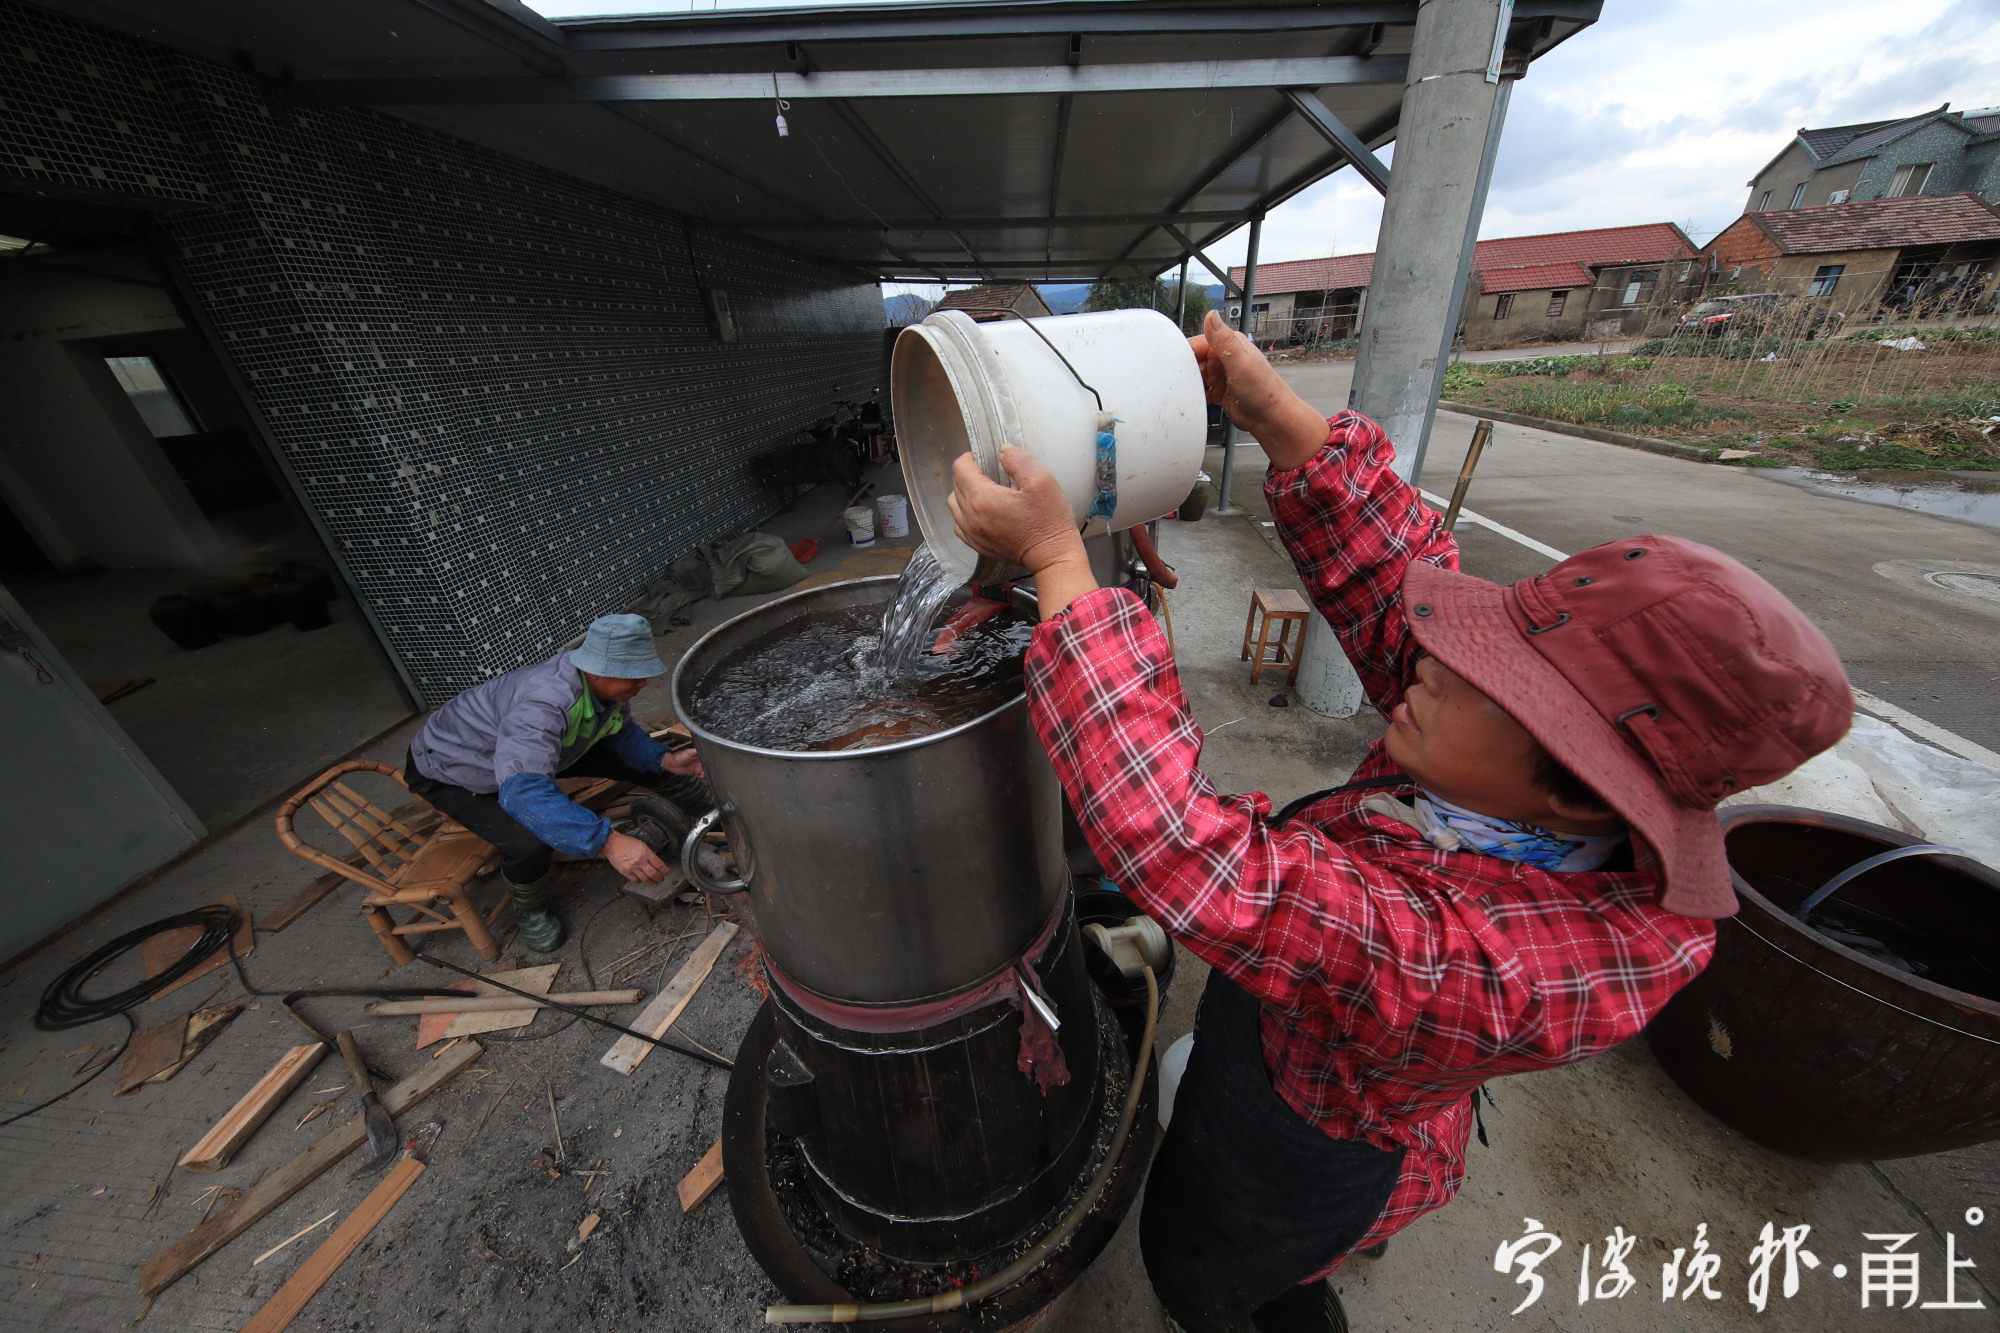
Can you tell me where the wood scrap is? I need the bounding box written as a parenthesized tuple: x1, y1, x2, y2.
(115, 1015, 190, 1096)
(443, 964, 560, 1039)
(365, 989, 643, 1017)
(138, 1040, 479, 1298)
(144, 1004, 242, 1085)
(89, 677, 156, 705)
(140, 895, 254, 999)
(251, 1209, 337, 1265)
(599, 920, 738, 1076)
(179, 1044, 327, 1172)
(677, 1140, 725, 1213)
(239, 1155, 427, 1333)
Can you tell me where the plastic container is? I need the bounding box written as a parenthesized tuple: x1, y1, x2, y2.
(891, 309, 1207, 582)
(874, 492, 909, 538)
(843, 505, 875, 547)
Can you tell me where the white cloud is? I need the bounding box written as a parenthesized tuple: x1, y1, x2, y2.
(1200, 0, 2000, 267)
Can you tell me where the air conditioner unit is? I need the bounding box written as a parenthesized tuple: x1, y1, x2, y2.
(1828, 189, 1851, 204)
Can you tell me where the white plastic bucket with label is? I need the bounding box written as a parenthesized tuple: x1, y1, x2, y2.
(891, 309, 1206, 582)
(843, 505, 876, 547)
(874, 492, 909, 538)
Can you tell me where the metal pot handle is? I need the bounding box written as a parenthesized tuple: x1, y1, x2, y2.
(683, 807, 754, 894)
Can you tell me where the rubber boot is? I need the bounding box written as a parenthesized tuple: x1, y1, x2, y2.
(654, 770, 715, 821)
(505, 875, 564, 953)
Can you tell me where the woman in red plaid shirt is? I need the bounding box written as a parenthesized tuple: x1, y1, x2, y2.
(948, 311, 1852, 1333)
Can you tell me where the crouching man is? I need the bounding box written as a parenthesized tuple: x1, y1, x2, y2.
(946, 310, 1854, 1333)
(405, 613, 708, 951)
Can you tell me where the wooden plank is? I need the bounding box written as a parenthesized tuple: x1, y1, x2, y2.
(178, 1044, 327, 1172)
(676, 1139, 725, 1212)
(239, 1155, 427, 1333)
(368, 990, 642, 1017)
(115, 1014, 189, 1096)
(599, 920, 737, 1076)
(144, 1004, 240, 1085)
(140, 895, 254, 999)
(138, 1040, 480, 1297)
(443, 962, 558, 1039)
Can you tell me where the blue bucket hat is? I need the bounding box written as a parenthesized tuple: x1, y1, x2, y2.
(570, 613, 668, 679)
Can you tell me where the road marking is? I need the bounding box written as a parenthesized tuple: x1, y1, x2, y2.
(1418, 491, 1568, 562)
(1421, 492, 2000, 769)
(1849, 689, 2000, 770)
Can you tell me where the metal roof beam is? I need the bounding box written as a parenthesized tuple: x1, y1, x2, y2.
(1282, 89, 1391, 195)
(567, 5, 1423, 50)
(733, 208, 1244, 232)
(287, 55, 1408, 106)
(824, 99, 994, 280)
(1165, 225, 1245, 299)
(560, 2, 1594, 50)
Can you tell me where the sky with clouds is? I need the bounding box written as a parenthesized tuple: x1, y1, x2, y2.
(529, 0, 2000, 285)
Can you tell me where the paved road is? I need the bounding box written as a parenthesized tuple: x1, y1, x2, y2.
(1257, 363, 2000, 755)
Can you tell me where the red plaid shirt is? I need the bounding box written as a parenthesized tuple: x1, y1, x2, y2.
(1025, 412, 1716, 1261)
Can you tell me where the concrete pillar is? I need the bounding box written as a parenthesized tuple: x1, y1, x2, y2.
(1215, 212, 1263, 516)
(1348, 0, 1518, 484)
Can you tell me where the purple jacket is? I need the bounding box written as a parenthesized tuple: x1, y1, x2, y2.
(411, 650, 665, 855)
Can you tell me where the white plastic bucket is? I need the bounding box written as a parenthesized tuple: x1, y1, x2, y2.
(891, 309, 1207, 582)
(874, 492, 910, 538)
(843, 505, 876, 547)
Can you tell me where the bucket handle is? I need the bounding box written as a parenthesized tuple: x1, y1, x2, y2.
(1794, 843, 1974, 922)
(682, 807, 754, 895)
(988, 309, 1104, 410)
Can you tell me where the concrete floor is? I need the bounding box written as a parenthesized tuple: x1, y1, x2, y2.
(2, 422, 1996, 1332)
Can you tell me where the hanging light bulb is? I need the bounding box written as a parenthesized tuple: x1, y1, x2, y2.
(773, 72, 790, 138)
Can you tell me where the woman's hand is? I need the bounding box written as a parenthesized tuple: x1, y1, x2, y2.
(1188, 309, 1331, 470)
(947, 447, 1098, 619)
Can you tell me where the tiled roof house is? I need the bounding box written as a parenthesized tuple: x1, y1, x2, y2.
(1226, 222, 1698, 346)
(1703, 193, 2000, 312)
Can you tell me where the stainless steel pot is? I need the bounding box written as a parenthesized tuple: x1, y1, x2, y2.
(671, 575, 1065, 1005)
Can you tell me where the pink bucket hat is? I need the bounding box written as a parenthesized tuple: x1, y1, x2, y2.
(1401, 536, 1853, 918)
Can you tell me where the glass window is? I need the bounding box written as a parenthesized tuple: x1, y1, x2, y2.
(1494, 293, 1515, 320)
(1620, 269, 1660, 305)
(1789, 182, 1808, 209)
(1808, 265, 1844, 297)
(1757, 190, 1773, 210)
(1889, 162, 1933, 197)
(104, 356, 199, 437)
(1546, 291, 1568, 318)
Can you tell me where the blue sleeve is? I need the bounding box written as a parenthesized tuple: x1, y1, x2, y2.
(498, 773, 613, 857)
(609, 713, 667, 774)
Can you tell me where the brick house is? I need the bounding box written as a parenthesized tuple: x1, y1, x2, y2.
(1745, 105, 2000, 214)
(1701, 193, 2000, 316)
(932, 283, 1053, 321)
(1228, 222, 1699, 348)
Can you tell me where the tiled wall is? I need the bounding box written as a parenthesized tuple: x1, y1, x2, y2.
(1, 0, 886, 703)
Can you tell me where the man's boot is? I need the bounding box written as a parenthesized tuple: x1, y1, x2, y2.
(505, 875, 565, 952)
(655, 770, 714, 821)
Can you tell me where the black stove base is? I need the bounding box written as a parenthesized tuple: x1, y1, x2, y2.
(723, 998, 1158, 1332)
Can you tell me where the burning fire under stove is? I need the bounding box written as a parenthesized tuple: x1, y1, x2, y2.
(674, 577, 1168, 1329)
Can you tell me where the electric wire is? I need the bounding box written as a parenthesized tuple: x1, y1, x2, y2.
(5, 892, 732, 1128)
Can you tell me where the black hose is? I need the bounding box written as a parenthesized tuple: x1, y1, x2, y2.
(4, 894, 731, 1129)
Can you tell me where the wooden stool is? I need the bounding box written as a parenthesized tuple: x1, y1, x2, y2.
(1241, 588, 1312, 685)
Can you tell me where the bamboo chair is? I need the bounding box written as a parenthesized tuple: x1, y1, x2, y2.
(275, 761, 645, 966)
(275, 760, 506, 966)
